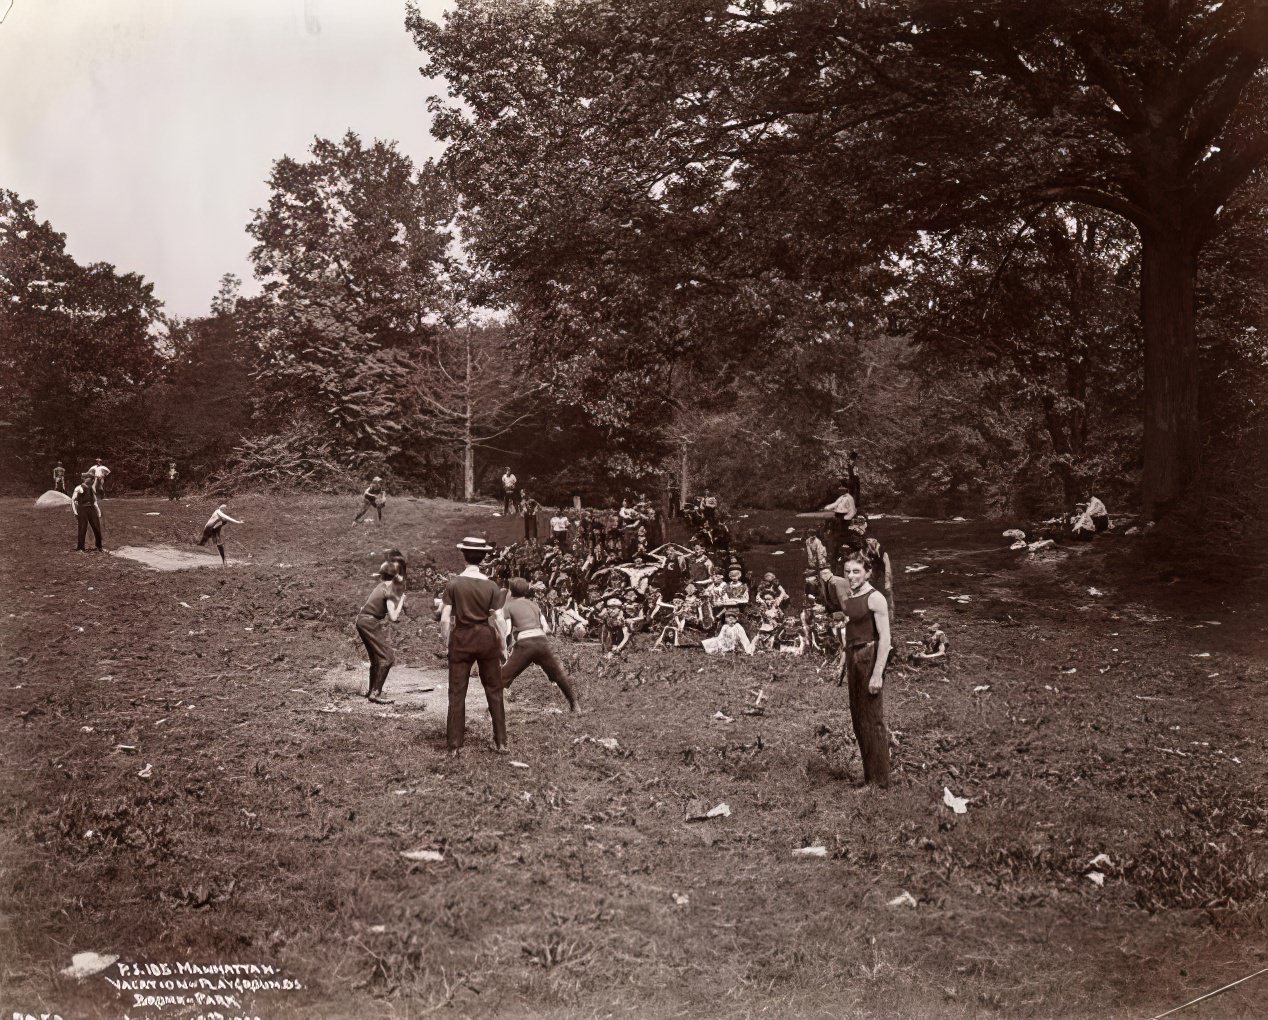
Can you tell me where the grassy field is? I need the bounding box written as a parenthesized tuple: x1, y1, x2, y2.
(1, 493, 1265, 1019)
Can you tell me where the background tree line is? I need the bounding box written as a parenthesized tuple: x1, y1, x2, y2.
(2, 0, 1265, 529)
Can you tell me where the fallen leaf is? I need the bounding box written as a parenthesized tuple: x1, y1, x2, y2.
(1192, 652, 1211, 658)
(400, 849, 444, 863)
(672, 893, 690, 906)
(1086, 871, 1105, 887)
(510, 760, 530, 769)
(712, 711, 734, 723)
(1087, 853, 1114, 869)
(137, 763, 153, 779)
(888, 891, 918, 908)
(943, 787, 969, 814)
(972, 685, 990, 693)
(60, 952, 118, 979)
(792, 845, 828, 857)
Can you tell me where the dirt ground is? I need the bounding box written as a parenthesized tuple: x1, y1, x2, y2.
(1, 493, 1265, 1019)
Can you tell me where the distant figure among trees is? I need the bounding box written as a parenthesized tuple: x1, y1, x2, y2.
(52, 462, 66, 494)
(88, 459, 110, 497)
(167, 461, 179, 501)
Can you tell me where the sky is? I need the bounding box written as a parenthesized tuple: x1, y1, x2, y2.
(0, 0, 452, 317)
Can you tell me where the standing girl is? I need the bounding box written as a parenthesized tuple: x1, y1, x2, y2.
(198, 504, 244, 565)
(356, 561, 406, 704)
(840, 550, 892, 787)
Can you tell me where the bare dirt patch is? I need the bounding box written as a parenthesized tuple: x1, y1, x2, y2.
(321, 662, 522, 727)
(111, 544, 237, 570)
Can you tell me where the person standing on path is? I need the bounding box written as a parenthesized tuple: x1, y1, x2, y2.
(88, 459, 111, 498)
(167, 462, 180, 501)
(71, 472, 104, 551)
(501, 467, 518, 516)
(53, 463, 66, 494)
(354, 477, 386, 524)
(198, 504, 244, 565)
(440, 536, 509, 754)
(356, 561, 407, 704)
(840, 549, 892, 787)
(521, 492, 540, 542)
(501, 577, 579, 711)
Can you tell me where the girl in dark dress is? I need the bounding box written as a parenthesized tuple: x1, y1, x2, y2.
(840, 550, 893, 787)
(356, 562, 406, 704)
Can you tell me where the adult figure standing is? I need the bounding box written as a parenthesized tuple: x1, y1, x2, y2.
(501, 577, 579, 711)
(71, 471, 103, 551)
(166, 461, 180, 501)
(52, 463, 66, 494)
(440, 536, 509, 754)
(356, 561, 406, 704)
(501, 467, 518, 516)
(521, 491, 540, 542)
(840, 550, 893, 787)
(88, 459, 111, 498)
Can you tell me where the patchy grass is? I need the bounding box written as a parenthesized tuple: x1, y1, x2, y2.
(0, 494, 1266, 1019)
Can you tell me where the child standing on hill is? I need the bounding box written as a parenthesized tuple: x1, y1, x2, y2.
(198, 504, 244, 565)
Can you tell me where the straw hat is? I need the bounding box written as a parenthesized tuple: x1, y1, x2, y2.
(456, 536, 493, 551)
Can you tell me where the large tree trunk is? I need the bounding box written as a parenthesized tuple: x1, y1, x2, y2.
(463, 414, 474, 503)
(678, 441, 690, 511)
(1139, 234, 1200, 518)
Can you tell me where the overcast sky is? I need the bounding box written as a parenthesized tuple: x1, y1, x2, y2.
(0, 0, 451, 317)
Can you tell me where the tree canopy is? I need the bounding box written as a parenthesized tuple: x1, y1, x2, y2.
(411, 0, 1268, 514)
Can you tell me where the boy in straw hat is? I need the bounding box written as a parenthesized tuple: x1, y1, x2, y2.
(439, 536, 510, 753)
(355, 477, 387, 525)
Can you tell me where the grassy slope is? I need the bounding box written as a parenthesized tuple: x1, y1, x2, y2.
(0, 493, 1265, 1019)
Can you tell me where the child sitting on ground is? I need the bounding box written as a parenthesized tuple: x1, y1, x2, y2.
(776, 614, 807, 655)
(910, 622, 950, 664)
(599, 598, 632, 654)
(702, 609, 756, 655)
